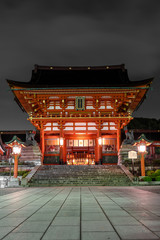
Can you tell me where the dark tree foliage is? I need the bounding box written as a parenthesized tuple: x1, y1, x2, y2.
(128, 118, 160, 130)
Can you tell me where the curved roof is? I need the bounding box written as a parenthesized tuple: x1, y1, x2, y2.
(7, 64, 153, 89)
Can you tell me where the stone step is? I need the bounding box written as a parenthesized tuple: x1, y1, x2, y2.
(21, 148, 40, 151)
(29, 164, 133, 186)
(30, 178, 130, 182)
(19, 143, 41, 164)
(21, 152, 41, 154)
(29, 181, 132, 186)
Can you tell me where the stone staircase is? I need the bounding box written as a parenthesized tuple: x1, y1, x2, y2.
(29, 165, 133, 186)
(19, 144, 41, 165)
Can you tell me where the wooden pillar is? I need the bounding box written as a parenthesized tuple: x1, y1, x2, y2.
(152, 146, 155, 156)
(141, 152, 145, 176)
(95, 128, 101, 164)
(95, 137, 99, 164)
(41, 129, 44, 165)
(117, 127, 121, 152)
(60, 127, 63, 164)
(14, 155, 18, 178)
(63, 138, 66, 164)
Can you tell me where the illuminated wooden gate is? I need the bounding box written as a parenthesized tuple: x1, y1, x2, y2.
(66, 138, 95, 165)
(7, 64, 153, 165)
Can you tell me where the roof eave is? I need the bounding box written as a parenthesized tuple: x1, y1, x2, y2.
(6, 77, 153, 90)
(134, 78, 154, 111)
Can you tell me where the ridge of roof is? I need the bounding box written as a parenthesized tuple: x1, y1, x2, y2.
(6, 64, 153, 89)
(34, 64, 126, 72)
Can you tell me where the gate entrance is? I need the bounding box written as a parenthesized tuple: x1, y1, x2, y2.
(67, 151, 95, 165)
(66, 138, 95, 165)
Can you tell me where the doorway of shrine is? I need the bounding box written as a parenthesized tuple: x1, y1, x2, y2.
(66, 138, 95, 165)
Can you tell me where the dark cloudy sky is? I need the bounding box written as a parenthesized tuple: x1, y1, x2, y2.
(0, 0, 160, 130)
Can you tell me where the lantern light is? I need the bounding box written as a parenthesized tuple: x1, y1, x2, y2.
(12, 145, 22, 155)
(133, 134, 152, 177)
(98, 137, 102, 145)
(60, 138, 64, 146)
(138, 144, 146, 153)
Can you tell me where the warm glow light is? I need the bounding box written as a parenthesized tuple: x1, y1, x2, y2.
(60, 138, 63, 146)
(138, 144, 146, 153)
(12, 145, 21, 155)
(98, 137, 102, 145)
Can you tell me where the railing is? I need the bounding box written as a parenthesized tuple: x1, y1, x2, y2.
(31, 111, 131, 119)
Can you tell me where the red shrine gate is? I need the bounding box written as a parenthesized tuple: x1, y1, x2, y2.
(7, 64, 153, 165)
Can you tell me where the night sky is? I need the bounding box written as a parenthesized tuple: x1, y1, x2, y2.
(0, 0, 160, 130)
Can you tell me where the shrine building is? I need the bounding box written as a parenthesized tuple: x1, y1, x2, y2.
(7, 64, 153, 165)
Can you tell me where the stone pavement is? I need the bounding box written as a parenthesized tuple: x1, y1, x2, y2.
(0, 188, 26, 197)
(0, 186, 160, 240)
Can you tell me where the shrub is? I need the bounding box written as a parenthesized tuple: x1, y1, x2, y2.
(150, 173, 156, 179)
(146, 170, 154, 176)
(0, 170, 30, 177)
(22, 172, 30, 178)
(141, 176, 152, 182)
(155, 176, 160, 181)
(18, 170, 30, 176)
(155, 169, 160, 176)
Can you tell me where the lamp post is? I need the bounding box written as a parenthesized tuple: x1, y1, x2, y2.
(138, 143, 146, 177)
(5, 136, 25, 178)
(12, 144, 22, 178)
(133, 134, 152, 177)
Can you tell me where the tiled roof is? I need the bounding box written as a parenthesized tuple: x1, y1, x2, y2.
(7, 64, 153, 88)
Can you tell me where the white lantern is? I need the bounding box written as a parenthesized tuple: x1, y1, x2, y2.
(98, 137, 102, 145)
(138, 144, 146, 153)
(12, 145, 21, 155)
(60, 138, 64, 146)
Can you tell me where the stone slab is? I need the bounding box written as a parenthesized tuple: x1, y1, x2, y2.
(0, 186, 160, 240)
(115, 225, 159, 239)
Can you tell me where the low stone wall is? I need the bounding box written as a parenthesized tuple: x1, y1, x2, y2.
(0, 176, 21, 188)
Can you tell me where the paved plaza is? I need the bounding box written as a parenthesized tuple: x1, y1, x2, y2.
(0, 186, 160, 240)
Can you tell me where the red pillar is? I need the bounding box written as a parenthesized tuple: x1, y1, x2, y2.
(141, 152, 145, 176)
(41, 129, 44, 165)
(14, 155, 18, 178)
(95, 137, 99, 164)
(63, 138, 66, 164)
(60, 128, 63, 164)
(117, 127, 121, 152)
(95, 129, 101, 164)
(152, 146, 155, 156)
